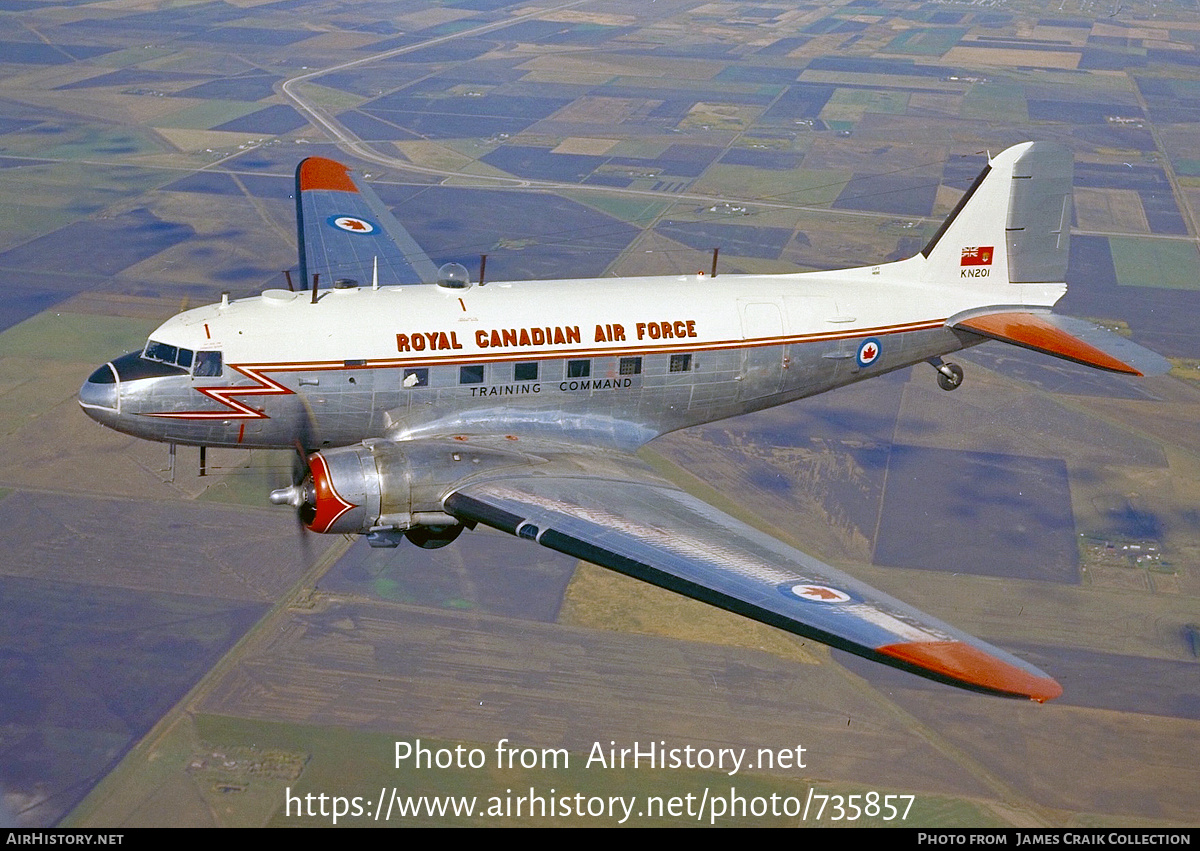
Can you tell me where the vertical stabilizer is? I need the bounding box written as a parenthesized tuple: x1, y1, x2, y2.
(919, 142, 1073, 286)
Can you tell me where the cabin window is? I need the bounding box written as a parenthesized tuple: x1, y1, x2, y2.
(619, 357, 642, 376)
(402, 368, 428, 388)
(194, 350, 222, 377)
(459, 364, 484, 384)
(514, 362, 538, 381)
(567, 359, 590, 378)
(669, 354, 692, 373)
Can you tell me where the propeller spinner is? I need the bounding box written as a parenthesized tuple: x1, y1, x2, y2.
(268, 470, 317, 527)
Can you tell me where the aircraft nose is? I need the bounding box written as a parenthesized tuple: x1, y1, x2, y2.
(79, 363, 119, 416)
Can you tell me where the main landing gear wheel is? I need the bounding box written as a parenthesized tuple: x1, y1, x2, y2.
(404, 524, 464, 549)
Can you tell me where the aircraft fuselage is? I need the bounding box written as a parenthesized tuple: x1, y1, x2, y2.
(79, 257, 1066, 452)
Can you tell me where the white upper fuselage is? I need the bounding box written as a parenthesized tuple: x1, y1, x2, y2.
(155, 257, 1063, 366)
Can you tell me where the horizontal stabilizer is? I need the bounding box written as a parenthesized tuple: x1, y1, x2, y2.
(954, 312, 1171, 376)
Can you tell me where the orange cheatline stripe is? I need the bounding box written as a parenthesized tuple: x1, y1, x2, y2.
(878, 640, 1063, 703)
(234, 318, 946, 371)
(298, 157, 358, 193)
(956, 312, 1140, 376)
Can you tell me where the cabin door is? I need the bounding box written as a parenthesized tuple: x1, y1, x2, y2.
(737, 300, 784, 402)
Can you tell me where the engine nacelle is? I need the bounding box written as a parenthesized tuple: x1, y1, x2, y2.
(298, 441, 439, 535)
(274, 439, 535, 546)
(300, 446, 391, 534)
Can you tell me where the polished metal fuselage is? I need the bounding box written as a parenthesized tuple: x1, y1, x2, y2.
(88, 326, 972, 450)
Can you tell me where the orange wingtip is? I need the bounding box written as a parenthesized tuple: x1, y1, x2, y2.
(956, 312, 1141, 376)
(297, 157, 358, 193)
(878, 640, 1063, 702)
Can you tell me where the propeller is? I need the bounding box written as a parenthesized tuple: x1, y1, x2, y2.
(269, 446, 317, 565)
(268, 390, 322, 559)
(268, 378, 321, 510)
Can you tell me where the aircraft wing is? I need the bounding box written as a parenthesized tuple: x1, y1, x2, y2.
(295, 157, 439, 288)
(442, 451, 1062, 702)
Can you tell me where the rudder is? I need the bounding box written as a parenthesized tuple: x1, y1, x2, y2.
(1006, 142, 1073, 283)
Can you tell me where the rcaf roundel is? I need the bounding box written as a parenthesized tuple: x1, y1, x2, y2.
(328, 214, 378, 235)
(783, 583, 853, 604)
(856, 337, 881, 368)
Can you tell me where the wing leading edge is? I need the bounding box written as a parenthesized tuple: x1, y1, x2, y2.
(295, 157, 438, 289)
(443, 455, 1062, 702)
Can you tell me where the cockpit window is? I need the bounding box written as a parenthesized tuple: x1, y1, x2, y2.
(194, 350, 222, 377)
(144, 340, 179, 365)
(144, 338, 222, 374)
(143, 340, 220, 375)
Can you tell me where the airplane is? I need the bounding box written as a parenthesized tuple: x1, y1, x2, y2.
(79, 141, 1170, 703)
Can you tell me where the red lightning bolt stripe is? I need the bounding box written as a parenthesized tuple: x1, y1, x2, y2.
(141, 365, 295, 420)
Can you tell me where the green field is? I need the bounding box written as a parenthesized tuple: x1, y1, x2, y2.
(293, 82, 367, 113)
(152, 100, 263, 131)
(195, 450, 295, 507)
(606, 140, 673, 160)
(1173, 158, 1200, 177)
(961, 80, 1028, 123)
(821, 89, 909, 123)
(1110, 236, 1200, 290)
(0, 162, 175, 237)
(885, 28, 967, 57)
(0, 312, 158, 435)
(0, 125, 168, 161)
(95, 45, 177, 68)
(0, 312, 157, 364)
(693, 165, 851, 207)
(562, 191, 671, 228)
(0, 204, 83, 249)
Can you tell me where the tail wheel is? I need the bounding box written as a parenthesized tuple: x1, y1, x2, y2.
(937, 362, 964, 392)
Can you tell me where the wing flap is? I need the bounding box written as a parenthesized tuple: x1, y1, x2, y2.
(954, 311, 1170, 376)
(295, 157, 438, 288)
(444, 463, 1062, 702)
